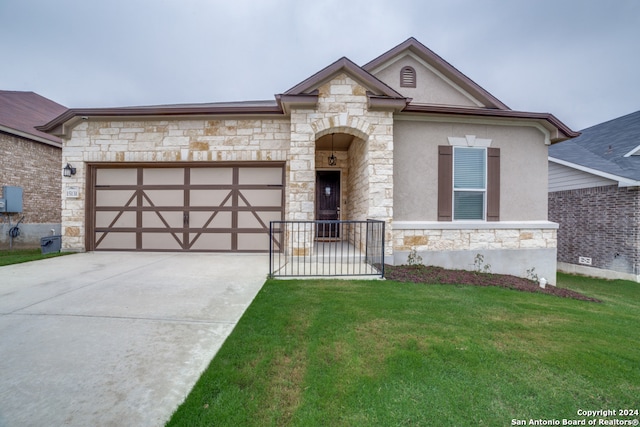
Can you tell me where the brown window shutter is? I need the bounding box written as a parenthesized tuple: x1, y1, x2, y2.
(486, 147, 500, 221)
(438, 145, 453, 221)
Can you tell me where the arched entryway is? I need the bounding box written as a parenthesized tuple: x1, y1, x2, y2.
(314, 131, 368, 225)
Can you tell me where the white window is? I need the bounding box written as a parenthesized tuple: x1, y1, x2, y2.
(453, 147, 486, 220)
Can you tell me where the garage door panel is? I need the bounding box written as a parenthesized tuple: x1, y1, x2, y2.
(142, 233, 183, 250)
(142, 190, 183, 207)
(96, 232, 137, 250)
(189, 233, 232, 250)
(190, 167, 233, 185)
(142, 211, 183, 228)
(143, 168, 185, 185)
(190, 190, 232, 206)
(190, 211, 232, 228)
(238, 167, 282, 185)
(96, 168, 137, 185)
(96, 190, 136, 207)
(91, 164, 283, 252)
(96, 211, 136, 228)
(238, 189, 282, 207)
(238, 233, 270, 251)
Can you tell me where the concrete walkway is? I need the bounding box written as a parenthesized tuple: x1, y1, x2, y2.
(0, 252, 268, 427)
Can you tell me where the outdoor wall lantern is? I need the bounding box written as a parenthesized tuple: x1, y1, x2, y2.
(328, 133, 337, 166)
(63, 163, 77, 177)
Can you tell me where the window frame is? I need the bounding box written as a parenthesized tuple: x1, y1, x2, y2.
(452, 146, 487, 221)
(437, 144, 500, 222)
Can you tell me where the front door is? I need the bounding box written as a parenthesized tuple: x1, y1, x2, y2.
(316, 171, 340, 238)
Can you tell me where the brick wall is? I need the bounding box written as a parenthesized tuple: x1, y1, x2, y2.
(548, 185, 640, 275)
(0, 132, 61, 223)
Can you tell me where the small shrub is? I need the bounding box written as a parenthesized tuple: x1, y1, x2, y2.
(406, 248, 423, 266)
(473, 253, 492, 274)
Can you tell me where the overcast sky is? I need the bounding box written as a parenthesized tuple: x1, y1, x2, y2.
(1, 0, 638, 131)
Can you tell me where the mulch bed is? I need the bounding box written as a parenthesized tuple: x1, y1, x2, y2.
(383, 265, 601, 302)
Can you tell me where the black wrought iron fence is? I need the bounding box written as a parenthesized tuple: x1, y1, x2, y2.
(269, 220, 385, 278)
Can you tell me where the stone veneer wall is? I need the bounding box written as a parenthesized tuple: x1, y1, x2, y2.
(291, 73, 394, 255)
(346, 137, 368, 221)
(0, 132, 61, 248)
(61, 118, 291, 251)
(392, 223, 558, 283)
(62, 74, 396, 254)
(549, 185, 640, 276)
(393, 227, 557, 252)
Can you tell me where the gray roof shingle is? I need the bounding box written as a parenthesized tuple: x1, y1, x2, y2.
(549, 110, 640, 182)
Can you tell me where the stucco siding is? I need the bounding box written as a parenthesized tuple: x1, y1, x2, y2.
(372, 55, 481, 107)
(393, 117, 550, 221)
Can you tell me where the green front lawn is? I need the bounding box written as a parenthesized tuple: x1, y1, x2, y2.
(0, 248, 72, 266)
(167, 274, 640, 426)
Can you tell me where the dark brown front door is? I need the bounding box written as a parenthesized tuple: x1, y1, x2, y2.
(316, 171, 340, 238)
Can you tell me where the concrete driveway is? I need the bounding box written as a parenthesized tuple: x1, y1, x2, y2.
(0, 252, 268, 427)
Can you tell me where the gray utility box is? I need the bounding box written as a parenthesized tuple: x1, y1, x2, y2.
(41, 235, 61, 254)
(1, 186, 23, 213)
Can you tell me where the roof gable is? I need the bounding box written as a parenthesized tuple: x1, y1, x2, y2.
(0, 90, 66, 146)
(363, 38, 509, 110)
(283, 57, 405, 98)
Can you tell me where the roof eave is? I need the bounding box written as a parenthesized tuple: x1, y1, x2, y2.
(275, 91, 319, 114)
(401, 104, 579, 142)
(367, 93, 411, 112)
(0, 124, 62, 148)
(38, 103, 285, 138)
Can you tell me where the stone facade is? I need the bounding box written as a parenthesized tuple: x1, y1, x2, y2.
(549, 185, 640, 278)
(0, 132, 61, 248)
(61, 118, 291, 250)
(60, 75, 396, 253)
(393, 227, 557, 252)
(392, 222, 558, 284)
(285, 73, 394, 255)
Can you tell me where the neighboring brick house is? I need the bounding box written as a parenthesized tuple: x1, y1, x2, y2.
(549, 110, 640, 281)
(40, 38, 576, 283)
(0, 91, 67, 249)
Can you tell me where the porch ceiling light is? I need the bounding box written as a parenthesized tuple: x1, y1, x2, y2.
(63, 163, 77, 177)
(328, 133, 337, 166)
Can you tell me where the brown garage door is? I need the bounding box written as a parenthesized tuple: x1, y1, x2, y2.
(88, 163, 284, 252)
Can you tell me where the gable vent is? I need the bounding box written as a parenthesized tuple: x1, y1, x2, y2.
(400, 66, 416, 88)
